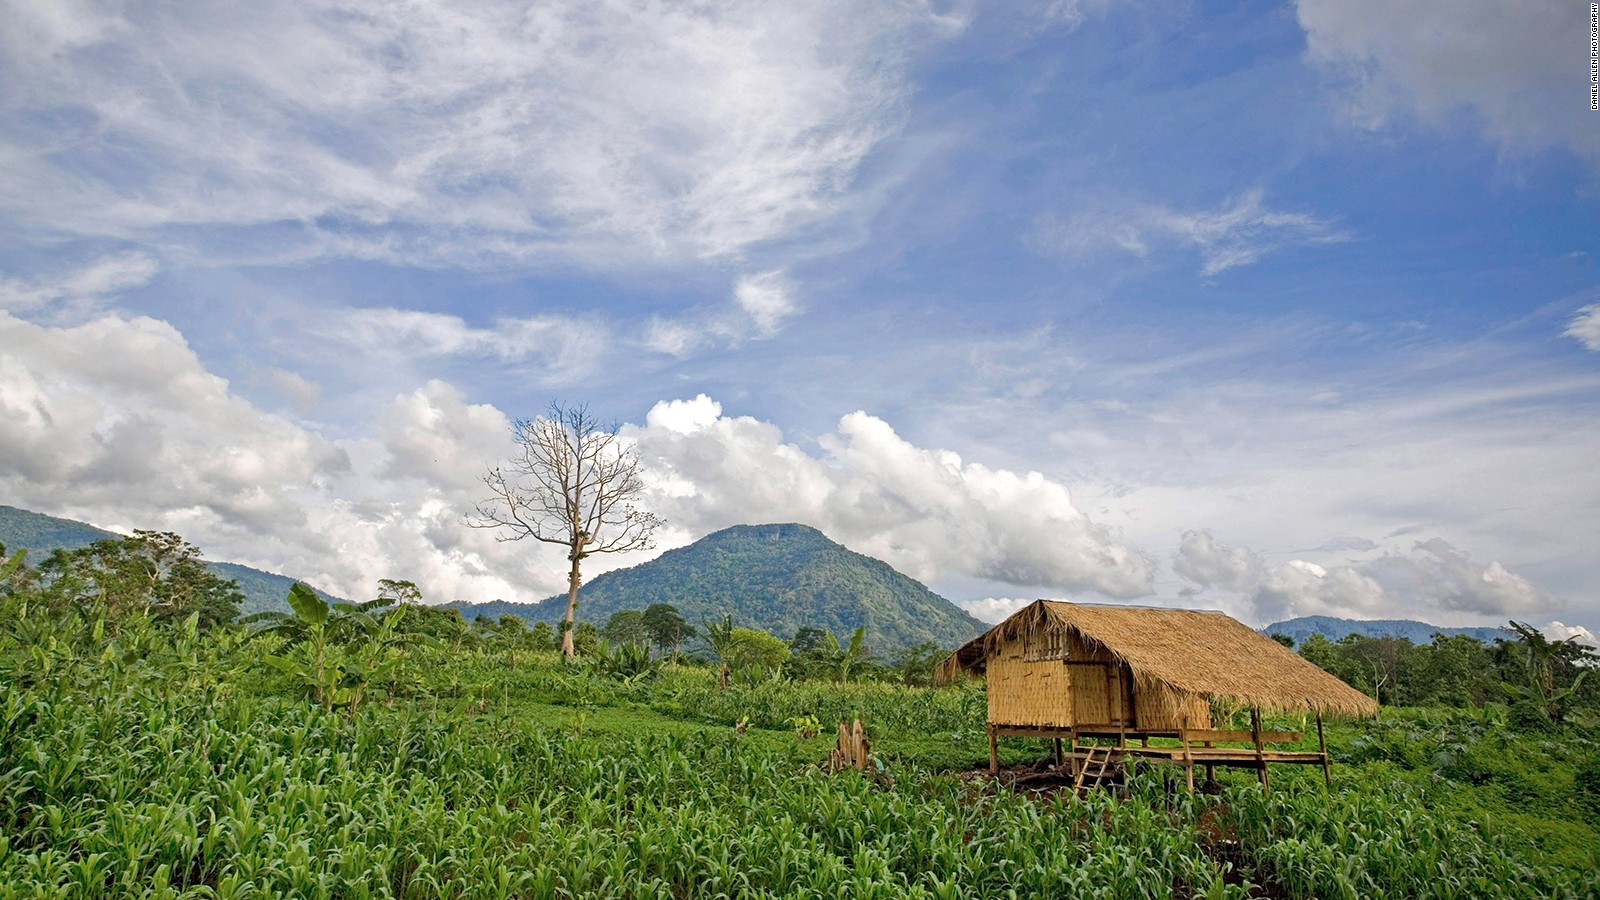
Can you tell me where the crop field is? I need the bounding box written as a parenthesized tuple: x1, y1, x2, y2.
(2, 603, 1599, 899)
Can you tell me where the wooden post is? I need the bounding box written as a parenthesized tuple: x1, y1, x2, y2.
(1053, 736, 1064, 767)
(1180, 718, 1195, 793)
(988, 724, 999, 775)
(1316, 712, 1330, 787)
(1069, 729, 1079, 781)
(1251, 707, 1270, 793)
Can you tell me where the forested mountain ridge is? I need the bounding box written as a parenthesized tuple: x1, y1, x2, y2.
(0, 504, 332, 615)
(447, 523, 986, 653)
(1265, 614, 1510, 645)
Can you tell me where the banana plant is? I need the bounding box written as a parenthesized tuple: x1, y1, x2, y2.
(256, 583, 433, 711)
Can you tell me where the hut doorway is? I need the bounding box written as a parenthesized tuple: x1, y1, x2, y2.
(1066, 662, 1134, 727)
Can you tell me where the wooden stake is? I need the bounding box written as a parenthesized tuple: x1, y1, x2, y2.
(1317, 712, 1330, 787)
(1181, 717, 1195, 793)
(988, 724, 999, 775)
(1252, 707, 1270, 793)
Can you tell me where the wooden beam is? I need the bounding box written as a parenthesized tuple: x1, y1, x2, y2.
(1180, 728, 1303, 744)
(988, 724, 999, 776)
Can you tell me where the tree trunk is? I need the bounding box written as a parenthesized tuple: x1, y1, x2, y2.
(561, 550, 582, 657)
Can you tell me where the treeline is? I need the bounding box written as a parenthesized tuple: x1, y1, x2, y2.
(0, 531, 947, 695)
(1286, 628, 1597, 727)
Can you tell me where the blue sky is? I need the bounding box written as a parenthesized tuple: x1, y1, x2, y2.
(3, 0, 1598, 641)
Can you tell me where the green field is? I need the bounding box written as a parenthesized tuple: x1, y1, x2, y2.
(3, 588, 1599, 900)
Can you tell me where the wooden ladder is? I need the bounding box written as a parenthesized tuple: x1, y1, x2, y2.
(1073, 746, 1116, 794)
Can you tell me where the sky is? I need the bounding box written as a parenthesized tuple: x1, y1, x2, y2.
(2, 0, 1598, 644)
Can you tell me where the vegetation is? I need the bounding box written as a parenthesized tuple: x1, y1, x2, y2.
(0, 504, 334, 616)
(3, 540, 1597, 898)
(1294, 628, 1599, 722)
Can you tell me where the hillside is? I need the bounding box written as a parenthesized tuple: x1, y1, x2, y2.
(447, 523, 985, 653)
(1264, 614, 1510, 646)
(0, 504, 332, 615)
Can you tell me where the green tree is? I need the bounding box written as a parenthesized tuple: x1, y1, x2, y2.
(602, 609, 648, 646)
(470, 402, 662, 657)
(895, 641, 946, 686)
(572, 620, 600, 656)
(641, 603, 694, 656)
(38, 531, 242, 628)
(376, 578, 423, 606)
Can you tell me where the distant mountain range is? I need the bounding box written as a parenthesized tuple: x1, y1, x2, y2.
(444, 523, 986, 653)
(1264, 615, 1511, 645)
(0, 505, 330, 615)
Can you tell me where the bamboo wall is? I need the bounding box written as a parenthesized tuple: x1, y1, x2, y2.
(984, 629, 1212, 731)
(1133, 678, 1212, 731)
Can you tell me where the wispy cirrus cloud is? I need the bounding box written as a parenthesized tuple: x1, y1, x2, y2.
(0, 0, 960, 270)
(0, 253, 158, 311)
(1037, 189, 1348, 276)
(1566, 304, 1600, 351)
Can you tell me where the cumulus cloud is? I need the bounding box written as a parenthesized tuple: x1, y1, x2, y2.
(1297, 0, 1600, 169)
(1566, 304, 1600, 351)
(1172, 530, 1265, 595)
(0, 0, 958, 268)
(629, 394, 1156, 597)
(0, 317, 565, 604)
(1541, 621, 1599, 650)
(1365, 538, 1560, 616)
(959, 597, 1037, 624)
(0, 311, 348, 531)
(0, 253, 158, 311)
(1173, 528, 1561, 623)
(1040, 189, 1348, 276)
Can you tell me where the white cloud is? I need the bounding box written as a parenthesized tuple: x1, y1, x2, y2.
(332, 308, 609, 380)
(1173, 530, 1265, 595)
(1365, 538, 1559, 617)
(959, 597, 1036, 624)
(266, 368, 322, 414)
(637, 269, 804, 358)
(732, 270, 799, 336)
(629, 394, 1156, 597)
(0, 0, 958, 268)
(1541, 621, 1598, 650)
(0, 311, 349, 531)
(0, 253, 158, 311)
(1566, 304, 1600, 351)
(1297, 0, 1600, 169)
(1173, 528, 1560, 624)
(1041, 189, 1348, 276)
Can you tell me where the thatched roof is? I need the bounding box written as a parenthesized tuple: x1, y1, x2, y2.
(937, 600, 1378, 718)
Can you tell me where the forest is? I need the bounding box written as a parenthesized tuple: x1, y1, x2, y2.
(3, 531, 1599, 898)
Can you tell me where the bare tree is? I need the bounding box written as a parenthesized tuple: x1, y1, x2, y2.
(470, 403, 661, 657)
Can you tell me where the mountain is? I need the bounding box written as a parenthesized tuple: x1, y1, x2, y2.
(0, 504, 335, 615)
(1264, 615, 1511, 646)
(445, 523, 986, 653)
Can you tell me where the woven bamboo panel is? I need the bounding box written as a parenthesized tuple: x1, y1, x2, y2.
(987, 636, 1074, 727)
(1134, 678, 1212, 731)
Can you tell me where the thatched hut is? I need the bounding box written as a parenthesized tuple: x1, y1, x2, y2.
(938, 600, 1377, 787)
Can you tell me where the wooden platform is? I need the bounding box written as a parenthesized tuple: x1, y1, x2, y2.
(985, 709, 1332, 792)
